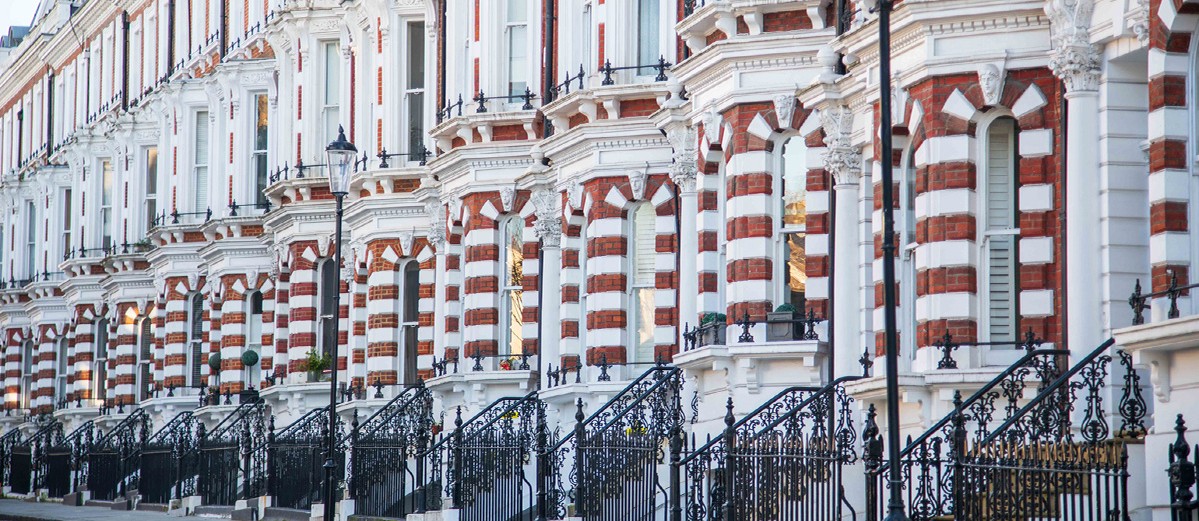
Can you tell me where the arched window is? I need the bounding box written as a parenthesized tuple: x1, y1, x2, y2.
(187, 293, 204, 387)
(777, 137, 807, 311)
(95, 318, 110, 402)
(55, 336, 68, 407)
(137, 316, 154, 401)
(500, 217, 525, 356)
(20, 340, 34, 410)
(318, 258, 339, 357)
(628, 203, 656, 363)
(982, 117, 1020, 342)
(401, 262, 420, 385)
(245, 291, 264, 388)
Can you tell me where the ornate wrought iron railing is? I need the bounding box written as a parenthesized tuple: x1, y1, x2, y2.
(46, 420, 95, 498)
(266, 406, 336, 510)
(1129, 272, 1199, 325)
(349, 381, 434, 518)
(9, 419, 63, 495)
(140, 411, 198, 504)
(1170, 415, 1199, 520)
(547, 364, 686, 520)
(868, 338, 1149, 521)
(680, 375, 863, 521)
(196, 399, 269, 506)
(444, 391, 544, 521)
(88, 409, 149, 501)
(0, 428, 24, 489)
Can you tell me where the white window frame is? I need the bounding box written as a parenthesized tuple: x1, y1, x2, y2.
(100, 159, 114, 250)
(55, 336, 68, 407)
(321, 40, 342, 151)
(627, 202, 657, 364)
(504, 0, 530, 100)
(187, 293, 204, 387)
(399, 261, 421, 385)
(635, 0, 663, 77)
(145, 146, 159, 233)
(403, 21, 427, 164)
(499, 216, 524, 357)
(61, 188, 73, 259)
(94, 319, 109, 404)
(773, 136, 808, 311)
(898, 143, 918, 362)
(976, 114, 1021, 344)
(21, 340, 34, 410)
(251, 93, 269, 204)
(245, 291, 264, 388)
(137, 316, 154, 401)
(193, 111, 210, 213)
(25, 200, 37, 279)
(318, 258, 338, 358)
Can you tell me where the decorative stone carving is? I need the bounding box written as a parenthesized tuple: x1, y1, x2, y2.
(702, 107, 721, 144)
(1045, 0, 1101, 93)
(317, 234, 331, 258)
(773, 95, 797, 130)
(531, 189, 562, 248)
(819, 106, 862, 186)
(567, 180, 585, 211)
(977, 63, 1006, 107)
(398, 231, 415, 258)
(666, 126, 699, 193)
(499, 186, 517, 213)
(425, 201, 447, 248)
(628, 168, 648, 201)
(449, 198, 464, 222)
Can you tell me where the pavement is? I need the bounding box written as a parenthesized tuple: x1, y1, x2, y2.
(0, 499, 179, 520)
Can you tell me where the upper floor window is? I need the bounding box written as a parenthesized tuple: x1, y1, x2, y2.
(145, 147, 158, 232)
(61, 189, 72, 257)
(778, 138, 807, 311)
(246, 291, 264, 387)
(188, 293, 204, 387)
(193, 112, 210, 213)
(405, 21, 426, 162)
(982, 117, 1020, 342)
(401, 262, 420, 385)
(137, 316, 153, 401)
(322, 41, 342, 149)
(253, 94, 269, 204)
(25, 200, 37, 278)
(629, 203, 656, 363)
(101, 160, 114, 250)
(21, 340, 34, 410)
(637, 0, 661, 75)
(506, 1, 529, 98)
(500, 216, 524, 356)
(94, 318, 109, 402)
(318, 258, 339, 357)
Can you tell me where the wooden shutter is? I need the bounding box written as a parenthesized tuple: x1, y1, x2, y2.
(986, 119, 1018, 342)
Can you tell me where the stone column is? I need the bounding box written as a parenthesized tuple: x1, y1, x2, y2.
(532, 189, 563, 382)
(427, 202, 448, 359)
(821, 106, 864, 378)
(1047, 0, 1103, 352)
(667, 126, 700, 344)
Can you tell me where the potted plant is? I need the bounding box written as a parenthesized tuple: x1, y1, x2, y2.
(499, 358, 513, 371)
(699, 312, 727, 346)
(767, 303, 799, 341)
(206, 354, 222, 403)
(239, 350, 261, 403)
(304, 347, 332, 383)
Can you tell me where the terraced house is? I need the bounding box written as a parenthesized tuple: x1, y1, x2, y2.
(0, 0, 1194, 519)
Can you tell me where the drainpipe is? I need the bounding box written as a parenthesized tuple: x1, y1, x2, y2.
(543, 0, 556, 136)
(121, 11, 130, 111)
(439, 0, 447, 107)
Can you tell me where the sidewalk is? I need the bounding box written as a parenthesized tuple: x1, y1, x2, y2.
(0, 499, 178, 520)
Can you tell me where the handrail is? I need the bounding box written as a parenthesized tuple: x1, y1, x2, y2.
(205, 400, 264, 440)
(356, 381, 431, 440)
(93, 409, 147, 447)
(548, 365, 677, 452)
(427, 391, 540, 454)
(146, 411, 194, 445)
(980, 338, 1117, 445)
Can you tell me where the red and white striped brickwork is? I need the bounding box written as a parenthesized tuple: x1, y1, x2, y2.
(351, 253, 369, 389)
(722, 102, 780, 329)
(560, 207, 586, 367)
(443, 213, 465, 362)
(273, 264, 291, 381)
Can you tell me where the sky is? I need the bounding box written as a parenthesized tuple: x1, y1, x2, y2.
(0, 0, 41, 35)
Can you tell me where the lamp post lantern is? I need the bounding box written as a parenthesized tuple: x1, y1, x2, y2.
(870, 0, 908, 519)
(323, 125, 356, 521)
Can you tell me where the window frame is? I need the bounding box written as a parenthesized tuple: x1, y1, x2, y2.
(251, 93, 269, 204)
(320, 40, 342, 151)
(627, 202, 657, 364)
(100, 159, 114, 250)
(403, 20, 427, 164)
(400, 261, 421, 385)
(192, 110, 210, 213)
(144, 146, 159, 233)
(187, 293, 204, 387)
(976, 114, 1022, 344)
(245, 290, 264, 388)
(25, 200, 37, 279)
(504, 0, 530, 100)
(21, 340, 34, 410)
(55, 336, 68, 407)
(498, 216, 525, 357)
(635, 0, 662, 77)
(773, 136, 808, 313)
(318, 258, 339, 358)
(94, 318, 110, 404)
(137, 316, 154, 401)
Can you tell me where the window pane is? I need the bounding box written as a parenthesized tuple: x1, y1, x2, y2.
(508, 25, 527, 98)
(507, 0, 527, 22)
(102, 160, 114, 205)
(194, 113, 209, 166)
(781, 139, 806, 228)
(403, 262, 420, 323)
(408, 92, 424, 160)
(634, 288, 655, 362)
(637, 0, 660, 71)
(407, 22, 425, 89)
(145, 147, 158, 195)
(506, 287, 523, 355)
(785, 232, 806, 309)
(256, 153, 269, 203)
(505, 219, 523, 287)
(632, 204, 656, 285)
(324, 42, 340, 104)
(255, 94, 269, 151)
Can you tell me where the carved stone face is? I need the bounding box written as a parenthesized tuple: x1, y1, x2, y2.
(977, 64, 1004, 106)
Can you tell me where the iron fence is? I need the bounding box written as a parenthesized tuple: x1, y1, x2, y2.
(139, 411, 197, 504)
(88, 409, 149, 501)
(681, 375, 862, 521)
(0, 428, 23, 489)
(349, 381, 434, 517)
(445, 391, 543, 521)
(867, 339, 1148, 521)
(547, 364, 686, 520)
(46, 421, 95, 498)
(266, 406, 336, 510)
(1171, 415, 1198, 521)
(196, 399, 269, 506)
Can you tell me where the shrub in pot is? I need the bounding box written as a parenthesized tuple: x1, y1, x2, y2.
(699, 312, 727, 346)
(304, 347, 332, 382)
(767, 303, 799, 341)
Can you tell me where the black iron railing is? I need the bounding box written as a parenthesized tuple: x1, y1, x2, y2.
(1170, 415, 1199, 520)
(46, 421, 94, 498)
(868, 339, 1148, 521)
(681, 375, 863, 521)
(545, 362, 581, 388)
(683, 0, 707, 16)
(1129, 272, 1199, 325)
(455, 351, 533, 373)
(266, 407, 337, 510)
(437, 95, 466, 123)
(227, 200, 272, 217)
(152, 208, 213, 227)
(930, 328, 1043, 370)
(9, 419, 63, 495)
(472, 88, 539, 113)
(88, 409, 149, 501)
(599, 57, 672, 84)
(196, 398, 268, 506)
(548, 65, 587, 103)
(444, 391, 544, 521)
(547, 364, 686, 520)
(349, 380, 434, 517)
(63, 246, 113, 261)
(139, 411, 197, 504)
(378, 146, 432, 167)
(1, 428, 24, 489)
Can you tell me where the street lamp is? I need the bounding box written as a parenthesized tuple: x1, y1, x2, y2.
(873, 1, 908, 520)
(323, 125, 356, 521)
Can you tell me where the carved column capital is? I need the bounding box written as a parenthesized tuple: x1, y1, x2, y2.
(1046, 0, 1101, 93)
(666, 126, 699, 194)
(819, 106, 862, 186)
(531, 189, 562, 248)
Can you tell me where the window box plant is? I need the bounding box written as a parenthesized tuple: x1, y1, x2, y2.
(303, 347, 332, 383)
(698, 312, 727, 347)
(767, 303, 800, 341)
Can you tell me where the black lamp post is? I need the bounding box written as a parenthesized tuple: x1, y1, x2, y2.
(864, 0, 907, 519)
(323, 125, 356, 521)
